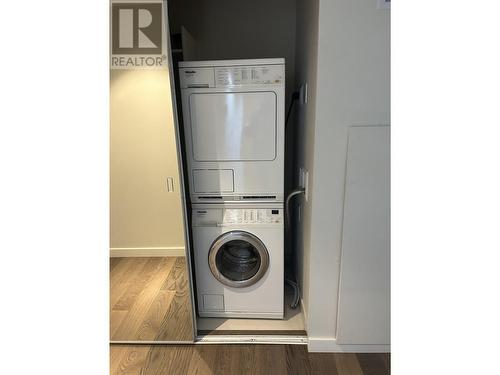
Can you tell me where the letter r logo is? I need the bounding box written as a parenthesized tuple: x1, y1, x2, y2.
(112, 3, 162, 54)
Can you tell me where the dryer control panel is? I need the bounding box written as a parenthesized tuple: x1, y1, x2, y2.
(179, 64, 284, 88)
(215, 65, 284, 87)
(192, 208, 283, 226)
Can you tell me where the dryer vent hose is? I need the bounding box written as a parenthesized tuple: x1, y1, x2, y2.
(285, 187, 305, 309)
(285, 188, 305, 229)
(286, 278, 301, 309)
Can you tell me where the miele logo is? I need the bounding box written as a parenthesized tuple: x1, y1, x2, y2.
(110, 1, 167, 69)
(185, 70, 196, 74)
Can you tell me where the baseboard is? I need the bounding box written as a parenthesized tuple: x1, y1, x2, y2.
(308, 337, 390, 353)
(110, 247, 185, 257)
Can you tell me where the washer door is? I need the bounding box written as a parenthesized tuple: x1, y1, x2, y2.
(208, 231, 270, 288)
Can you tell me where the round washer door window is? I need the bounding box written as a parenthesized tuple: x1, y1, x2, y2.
(208, 231, 269, 288)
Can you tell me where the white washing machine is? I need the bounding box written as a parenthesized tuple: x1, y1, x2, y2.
(191, 203, 284, 319)
(179, 58, 285, 204)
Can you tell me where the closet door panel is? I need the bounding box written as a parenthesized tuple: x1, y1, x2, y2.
(336, 126, 390, 345)
(109, 0, 195, 342)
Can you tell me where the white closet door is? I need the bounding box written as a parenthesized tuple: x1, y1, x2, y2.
(336, 126, 390, 345)
(189, 92, 276, 161)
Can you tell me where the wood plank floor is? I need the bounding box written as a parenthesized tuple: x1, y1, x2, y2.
(110, 257, 194, 341)
(110, 345, 390, 375)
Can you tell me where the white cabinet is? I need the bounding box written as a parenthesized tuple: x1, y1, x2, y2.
(336, 126, 390, 345)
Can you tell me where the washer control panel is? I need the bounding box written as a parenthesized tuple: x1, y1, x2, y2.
(192, 208, 282, 226)
(223, 208, 282, 225)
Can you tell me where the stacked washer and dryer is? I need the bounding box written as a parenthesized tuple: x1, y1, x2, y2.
(179, 58, 285, 319)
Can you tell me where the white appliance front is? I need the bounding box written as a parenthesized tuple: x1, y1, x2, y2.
(189, 92, 276, 161)
(191, 203, 284, 319)
(179, 59, 285, 203)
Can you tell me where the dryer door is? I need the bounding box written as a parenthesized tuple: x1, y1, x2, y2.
(188, 91, 277, 161)
(208, 231, 270, 288)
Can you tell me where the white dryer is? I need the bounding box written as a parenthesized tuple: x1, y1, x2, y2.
(179, 59, 285, 204)
(191, 204, 284, 319)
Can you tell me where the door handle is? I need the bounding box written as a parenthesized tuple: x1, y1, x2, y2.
(166, 177, 174, 192)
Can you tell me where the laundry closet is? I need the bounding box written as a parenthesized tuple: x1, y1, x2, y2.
(168, 0, 305, 340)
(110, 0, 390, 352)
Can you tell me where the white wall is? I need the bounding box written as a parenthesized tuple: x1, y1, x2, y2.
(293, 0, 320, 331)
(295, 0, 390, 349)
(110, 69, 186, 254)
